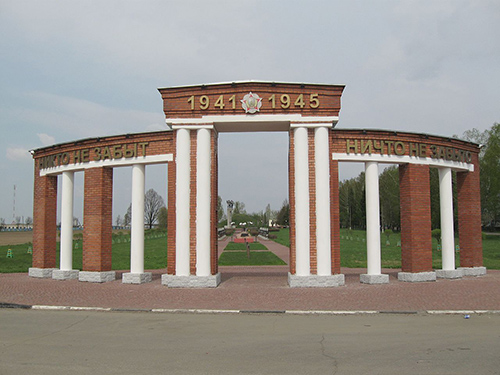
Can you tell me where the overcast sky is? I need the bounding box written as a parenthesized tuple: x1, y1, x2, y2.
(1, 0, 499, 223)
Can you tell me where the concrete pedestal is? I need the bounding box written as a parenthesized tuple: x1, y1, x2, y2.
(28, 268, 57, 278)
(161, 273, 221, 288)
(52, 269, 79, 280)
(360, 274, 389, 284)
(436, 269, 463, 279)
(398, 271, 436, 282)
(122, 272, 153, 284)
(288, 273, 345, 288)
(459, 267, 487, 277)
(79, 271, 116, 283)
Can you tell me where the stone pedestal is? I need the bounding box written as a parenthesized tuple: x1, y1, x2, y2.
(459, 267, 487, 277)
(288, 273, 345, 288)
(29, 268, 57, 278)
(436, 269, 463, 279)
(79, 271, 116, 283)
(52, 269, 79, 280)
(398, 271, 436, 282)
(161, 273, 221, 288)
(122, 272, 153, 284)
(360, 274, 389, 284)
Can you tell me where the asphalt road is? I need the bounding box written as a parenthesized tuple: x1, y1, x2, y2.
(1, 309, 499, 374)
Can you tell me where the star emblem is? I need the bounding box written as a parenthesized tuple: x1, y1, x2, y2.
(240, 92, 262, 114)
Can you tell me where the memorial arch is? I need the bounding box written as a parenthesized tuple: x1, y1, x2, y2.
(29, 81, 485, 287)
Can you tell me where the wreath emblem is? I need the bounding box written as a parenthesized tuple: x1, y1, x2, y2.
(240, 92, 262, 114)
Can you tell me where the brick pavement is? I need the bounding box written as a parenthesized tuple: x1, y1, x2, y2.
(1, 238, 499, 312)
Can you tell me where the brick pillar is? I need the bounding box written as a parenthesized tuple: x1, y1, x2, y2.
(288, 129, 296, 275)
(330, 159, 341, 274)
(399, 164, 434, 276)
(167, 157, 176, 275)
(308, 129, 317, 274)
(457, 155, 483, 268)
(211, 130, 219, 275)
(31, 168, 58, 274)
(189, 130, 197, 275)
(82, 167, 113, 272)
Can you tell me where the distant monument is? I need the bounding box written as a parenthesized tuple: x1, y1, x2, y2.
(226, 200, 234, 229)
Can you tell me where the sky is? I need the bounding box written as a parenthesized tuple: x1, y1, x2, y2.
(1, 0, 499, 223)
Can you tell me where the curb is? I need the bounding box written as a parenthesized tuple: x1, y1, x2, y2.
(2, 303, 500, 315)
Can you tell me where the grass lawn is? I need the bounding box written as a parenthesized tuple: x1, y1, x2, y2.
(218, 241, 286, 266)
(0, 230, 167, 273)
(272, 228, 290, 248)
(2, 228, 498, 272)
(271, 228, 499, 270)
(223, 242, 268, 251)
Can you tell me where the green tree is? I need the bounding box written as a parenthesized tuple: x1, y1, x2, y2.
(276, 199, 290, 226)
(233, 201, 246, 215)
(458, 123, 500, 229)
(379, 166, 400, 230)
(217, 196, 224, 222)
(480, 123, 500, 228)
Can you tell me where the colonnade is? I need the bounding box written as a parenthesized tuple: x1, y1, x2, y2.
(358, 161, 485, 284)
(29, 125, 485, 287)
(30, 161, 168, 284)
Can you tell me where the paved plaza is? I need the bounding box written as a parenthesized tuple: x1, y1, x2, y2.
(1, 238, 499, 313)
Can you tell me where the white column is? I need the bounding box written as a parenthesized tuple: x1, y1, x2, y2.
(130, 164, 145, 274)
(439, 167, 455, 271)
(294, 127, 310, 276)
(314, 126, 331, 276)
(196, 128, 211, 277)
(60, 171, 74, 271)
(365, 161, 381, 275)
(176, 128, 191, 276)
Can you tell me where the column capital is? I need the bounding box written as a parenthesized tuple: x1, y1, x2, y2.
(290, 122, 334, 129)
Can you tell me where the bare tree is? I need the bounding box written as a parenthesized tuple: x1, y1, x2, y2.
(157, 207, 167, 229)
(144, 189, 166, 229)
(123, 204, 131, 227)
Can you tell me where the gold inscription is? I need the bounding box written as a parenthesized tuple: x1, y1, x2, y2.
(187, 93, 321, 111)
(346, 139, 472, 163)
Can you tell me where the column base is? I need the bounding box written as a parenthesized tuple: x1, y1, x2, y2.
(79, 271, 116, 283)
(436, 269, 463, 279)
(360, 274, 390, 284)
(28, 268, 57, 278)
(161, 273, 221, 288)
(122, 272, 153, 284)
(398, 271, 436, 282)
(288, 273, 345, 288)
(52, 269, 79, 280)
(459, 267, 487, 277)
